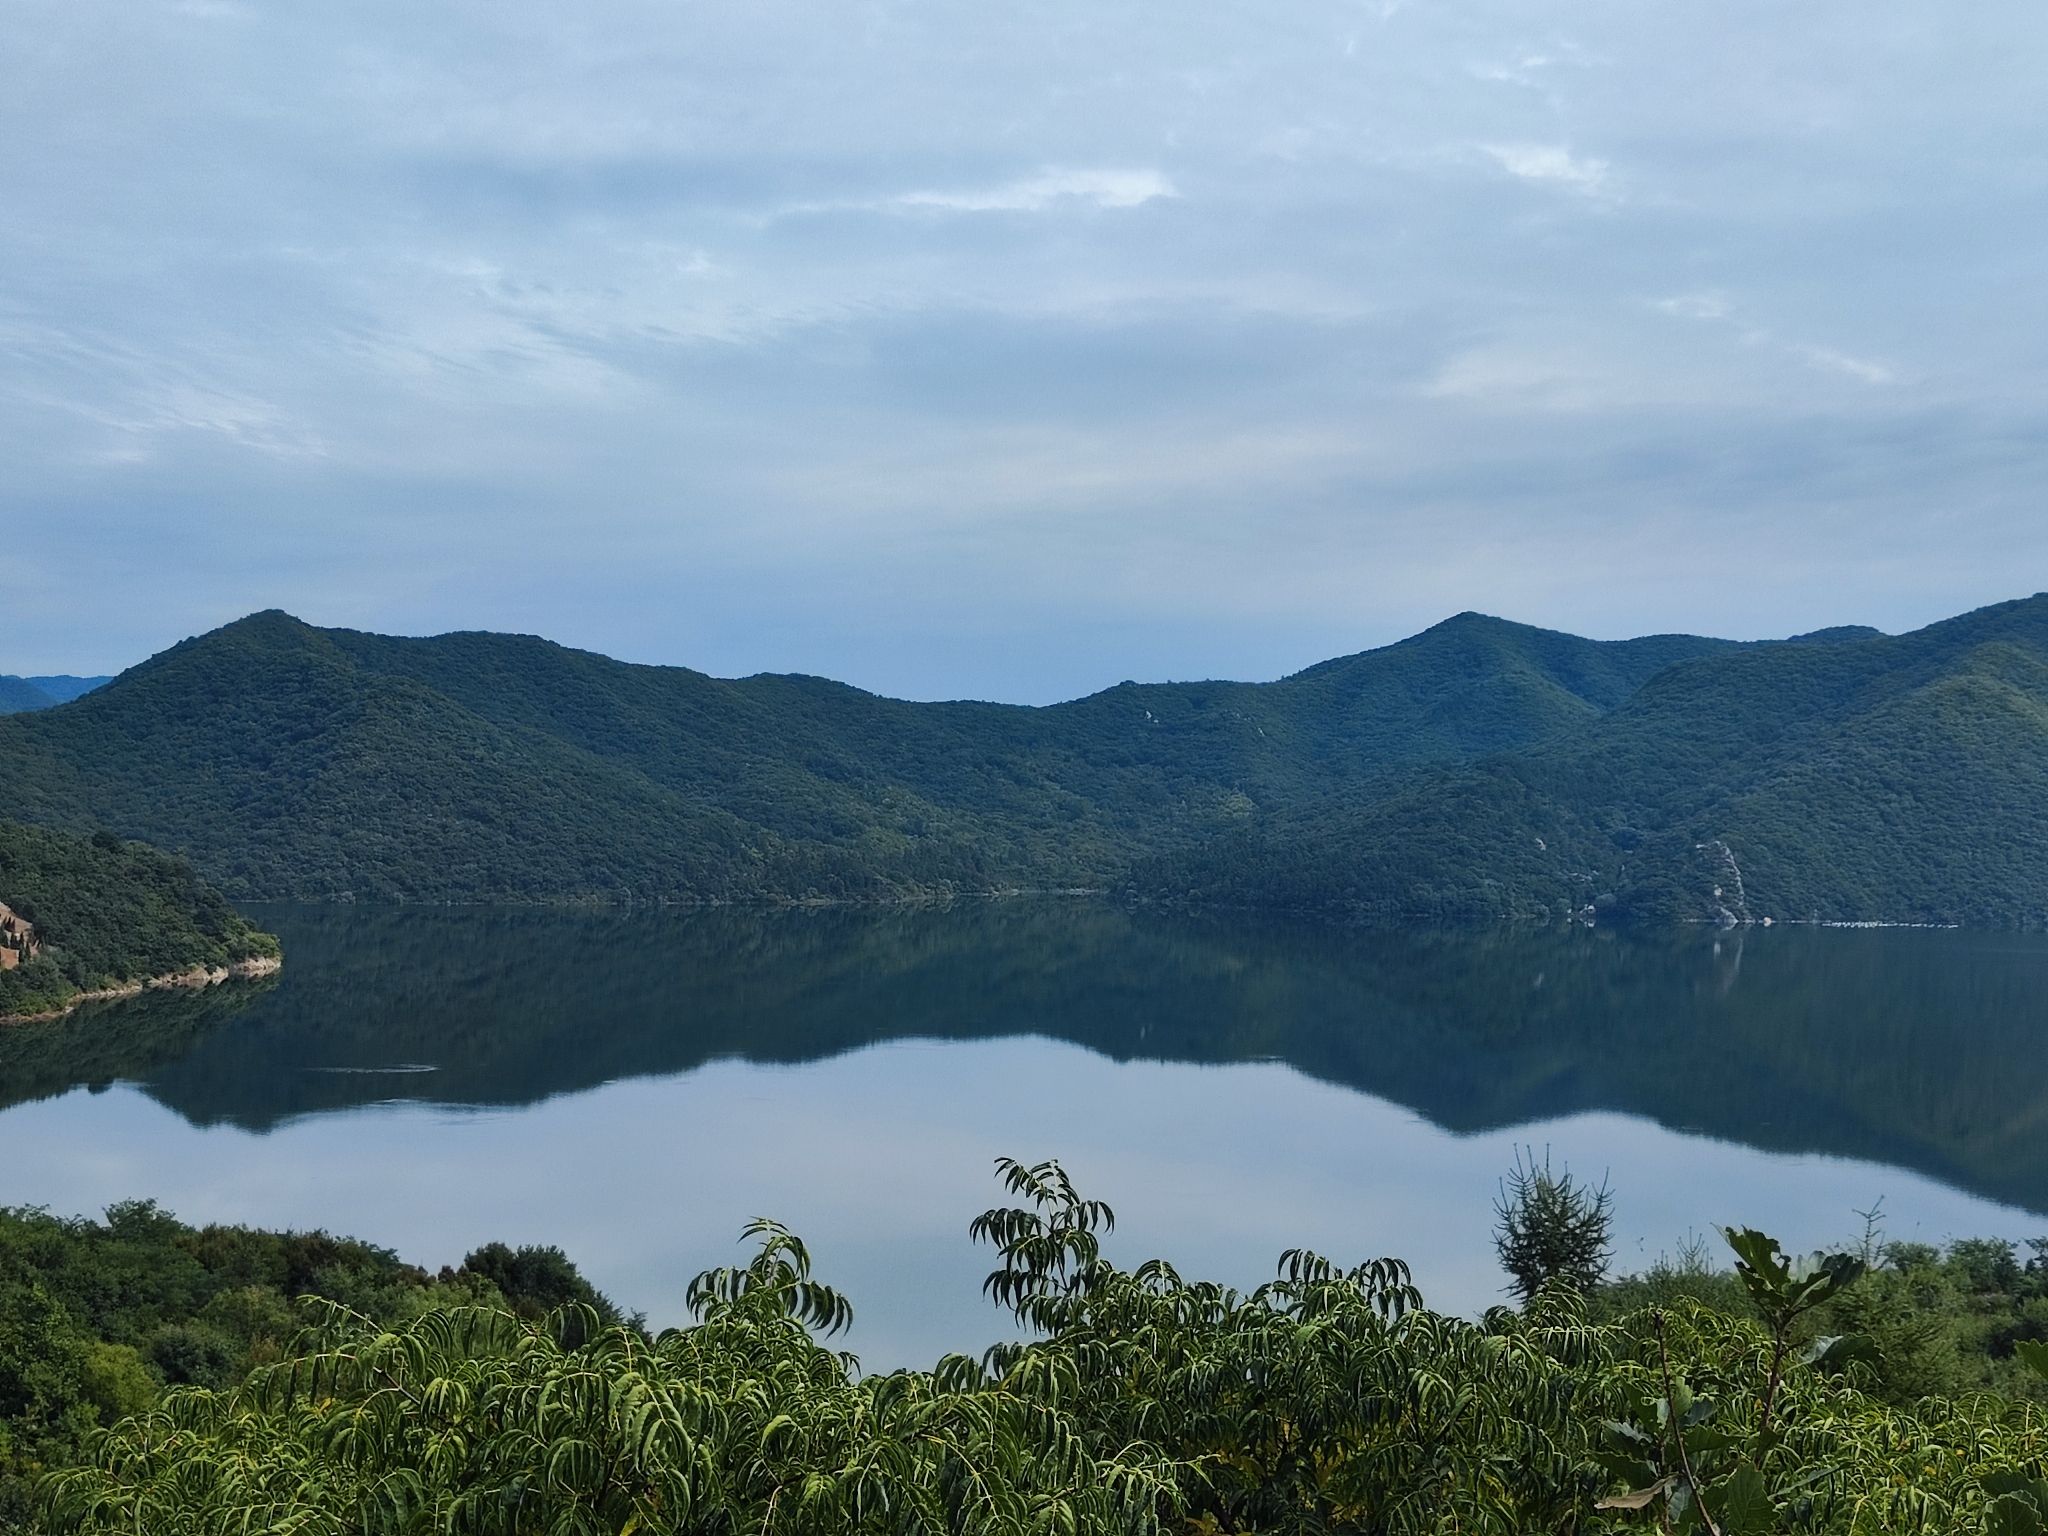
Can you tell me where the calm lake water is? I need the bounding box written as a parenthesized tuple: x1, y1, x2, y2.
(3, 903, 2046, 1366)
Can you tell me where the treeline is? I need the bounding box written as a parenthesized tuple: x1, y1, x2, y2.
(0, 822, 280, 1019)
(7, 1164, 2048, 1533)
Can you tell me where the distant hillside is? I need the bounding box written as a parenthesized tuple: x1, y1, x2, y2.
(0, 678, 55, 715)
(0, 609, 1731, 902)
(0, 675, 110, 714)
(1155, 596, 2048, 925)
(24, 674, 113, 704)
(0, 821, 280, 1019)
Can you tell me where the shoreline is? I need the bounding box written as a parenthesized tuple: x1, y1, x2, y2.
(0, 954, 282, 1027)
(232, 888, 2018, 931)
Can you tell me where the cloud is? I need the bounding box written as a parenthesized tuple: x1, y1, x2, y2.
(1652, 293, 1896, 387)
(1653, 292, 1735, 323)
(789, 169, 1178, 219)
(1468, 41, 1605, 89)
(896, 168, 1176, 212)
(1480, 142, 1614, 199)
(1793, 344, 1896, 386)
(1421, 349, 1611, 412)
(1468, 53, 1560, 87)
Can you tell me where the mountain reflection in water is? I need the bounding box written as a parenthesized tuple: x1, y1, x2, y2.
(3, 902, 2045, 1215)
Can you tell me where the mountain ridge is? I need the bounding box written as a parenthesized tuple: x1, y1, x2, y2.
(0, 677, 55, 715)
(1156, 593, 2048, 925)
(0, 674, 113, 713)
(1, 598, 2043, 921)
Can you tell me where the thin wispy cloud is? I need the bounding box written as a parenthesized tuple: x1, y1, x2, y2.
(789, 169, 1178, 219)
(1421, 349, 1612, 413)
(1653, 292, 1897, 388)
(1480, 143, 1615, 200)
(1467, 43, 1603, 89)
(1653, 292, 1735, 323)
(1793, 345, 1896, 386)
(893, 169, 1176, 214)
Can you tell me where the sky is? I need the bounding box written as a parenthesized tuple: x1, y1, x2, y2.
(3, 1, 2046, 702)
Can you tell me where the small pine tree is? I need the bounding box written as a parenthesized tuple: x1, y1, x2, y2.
(1492, 1147, 1614, 1305)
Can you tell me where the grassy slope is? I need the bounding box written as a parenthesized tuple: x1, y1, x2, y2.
(0, 821, 280, 1018)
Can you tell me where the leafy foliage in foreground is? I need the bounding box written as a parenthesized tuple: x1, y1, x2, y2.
(28, 1162, 2048, 1535)
(1599, 1226, 2048, 1406)
(0, 1202, 620, 1527)
(0, 821, 279, 1018)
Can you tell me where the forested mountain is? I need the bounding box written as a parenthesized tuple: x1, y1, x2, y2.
(0, 821, 280, 1018)
(22, 675, 113, 705)
(0, 599, 2043, 921)
(0, 676, 110, 714)
(0, 608, 1731, 903)
(0, 677, 55, 714)
(1157, 595, 2048, 924)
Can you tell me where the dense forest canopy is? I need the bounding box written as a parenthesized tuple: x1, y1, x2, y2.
(1, 597, 2044, 921)
(1156, 595, 2048, 925)
(0, 821, 279, 1019)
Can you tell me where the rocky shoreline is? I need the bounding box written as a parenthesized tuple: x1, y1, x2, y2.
(0, 954, 281, 1026)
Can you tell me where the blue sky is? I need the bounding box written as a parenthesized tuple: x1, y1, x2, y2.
(4, 1, 2045, 701)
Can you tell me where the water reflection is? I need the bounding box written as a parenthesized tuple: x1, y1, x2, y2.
(4, 905, 2047, 1363)
(5, 903, 2048, 1213)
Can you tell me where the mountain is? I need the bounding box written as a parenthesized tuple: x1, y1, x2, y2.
(0, 820, 280, 1019)
(0, 609, 1733, 903)
(0, 677, 55, 715)
(1156, 595, 2048, 925)
(0, 675, 111, 713)
(2, 598, 2044, 922)
(23, 674, 114, 705)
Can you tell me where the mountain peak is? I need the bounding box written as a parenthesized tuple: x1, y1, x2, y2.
(1422, 610, 1518, 635)
(1784, 625, 1884, 644)
(221, 609, 314, 634)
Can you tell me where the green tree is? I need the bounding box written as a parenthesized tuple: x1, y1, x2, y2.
(1493, 1147, 1615, 1305)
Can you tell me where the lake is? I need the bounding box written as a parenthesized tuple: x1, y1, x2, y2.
(2, 902, 2045, 1367)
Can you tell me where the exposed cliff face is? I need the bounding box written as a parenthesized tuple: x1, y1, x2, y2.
(0, 902, 38, 971)
(0, 820, 282, 1022)
(1696, 840, 1752, 927)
